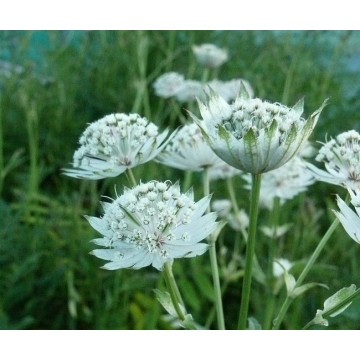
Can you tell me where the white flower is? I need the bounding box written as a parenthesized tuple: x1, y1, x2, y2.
(156, 122, 240, 177)
(333, 188, 360, 244)
(175, 80, 205, 103)
(208, 161, 242, 181)
(63, 113, 171, 180)
(242, 156, 315, 209)
(192, 43, 228, 68)
(228, 209, 249, 231)
(306, 130, 360, 190)
(211, 199, 232, 218)
(206, 78, 254, 102)
(273, 258, 293, 278)
(86, 180, 218, 270)
(189, 84, 327, 174)
(153, 72, 185, 98)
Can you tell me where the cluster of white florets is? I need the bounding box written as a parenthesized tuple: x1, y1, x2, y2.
(225, 98, 304, 141)
(102, 181, 197, 256)
(315, 130, 360, 183)
(73, 113, 159, 168)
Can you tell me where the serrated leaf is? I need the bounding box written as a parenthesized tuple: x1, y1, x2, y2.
(153, 289, 178, 318)
(312, 285, 357, 327)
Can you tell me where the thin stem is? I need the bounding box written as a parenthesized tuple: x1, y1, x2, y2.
(203, 167, 225, 330)
(238, 173, 262, 330)
(163, 262, 196, 329)
(226, 177, 240, 214)
(126, 168, 137, 187)
(272, 195, 349, 330)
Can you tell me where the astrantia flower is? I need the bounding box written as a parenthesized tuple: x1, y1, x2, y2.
(156, 122, 240, 177)
(192, 43, 228, 68)
(153, 72, 185, 98)
(63, 113, 171, 180)
(190, 84, 327, 174)
(243, 156, 315, 209)
(175, 80, 205, 103)
(86, 180, 218, 270)
(333, 188, 360, 244)
(306, 130, 360, 190)
(206, 78, 254, 103)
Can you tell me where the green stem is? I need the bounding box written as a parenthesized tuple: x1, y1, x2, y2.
(226, 177, 240, 214)
(203, 167, 225, 330)
(263, 197, 281, 330)
(126, 168, 137, 187)
(0, 94, 3, 196)
(271, 195, 348, 330)
(238, 173, 262, 330)
(163, 262, 196, 329)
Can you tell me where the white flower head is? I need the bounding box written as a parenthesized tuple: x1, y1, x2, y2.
(333, 188, 360, 244)
(211, 199, 232, 218)
(228, 209, 249, 231)
(307, 130, 360, 190)
(63, 113, 172, 180)
(87, 180, 218, 270)
(243, 156, 315, 209)
(175, 80, 205, 103)
(189, 84, 327, 174)
(273, 258, 293, 278)
(206, 78, 254, 103)
(156, 122, 240, 177)
(192, 43, 228, 68)
(153, 72, 185, 98)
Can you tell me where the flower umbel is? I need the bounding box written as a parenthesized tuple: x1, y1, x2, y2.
(190, 84, 327, 174)
(192, 43, 228, 68)
(63, 113, 171, 180)
(243, 155, 315, 209)
(307, 130, 360, 190)
(153, 72, 185, 98)
(156, 122, 241, 177)
(87, 180, 218, 270)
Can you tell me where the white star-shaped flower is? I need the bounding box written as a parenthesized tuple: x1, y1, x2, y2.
(87, 180, 218, 270)
(63, 113, 172, 180)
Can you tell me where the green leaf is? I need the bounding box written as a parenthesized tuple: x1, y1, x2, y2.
(313, 284, 357, 326)
(291, 282, 328, 298)
(153, 289, 178, 318)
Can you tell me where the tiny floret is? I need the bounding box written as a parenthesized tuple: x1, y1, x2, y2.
(63, 113, 171, 180)
(87, 180, 218, 270)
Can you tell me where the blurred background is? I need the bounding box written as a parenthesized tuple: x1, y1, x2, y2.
(1, 30, 360, 329)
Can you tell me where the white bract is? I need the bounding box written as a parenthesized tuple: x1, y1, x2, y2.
(273, 258, 294, 278)
(63, 113, 171, 180)
(206, 78, 254, 103)
(156, 123, 240, 178)
(175, 80, 205, 103)
(243, 156, 315, 209)
(192, 43, 228, 68)
(189, 84, 326, 174)
(307, 130, 360, 190)
(153, 72, 185, 98)
(333, 188, 360, 244)
(87, 180, 218, 270)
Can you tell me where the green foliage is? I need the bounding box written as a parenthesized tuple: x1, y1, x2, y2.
(1, 30, 360, 329)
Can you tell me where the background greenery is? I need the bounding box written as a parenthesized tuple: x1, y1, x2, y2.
(1, 30, 360, 329)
